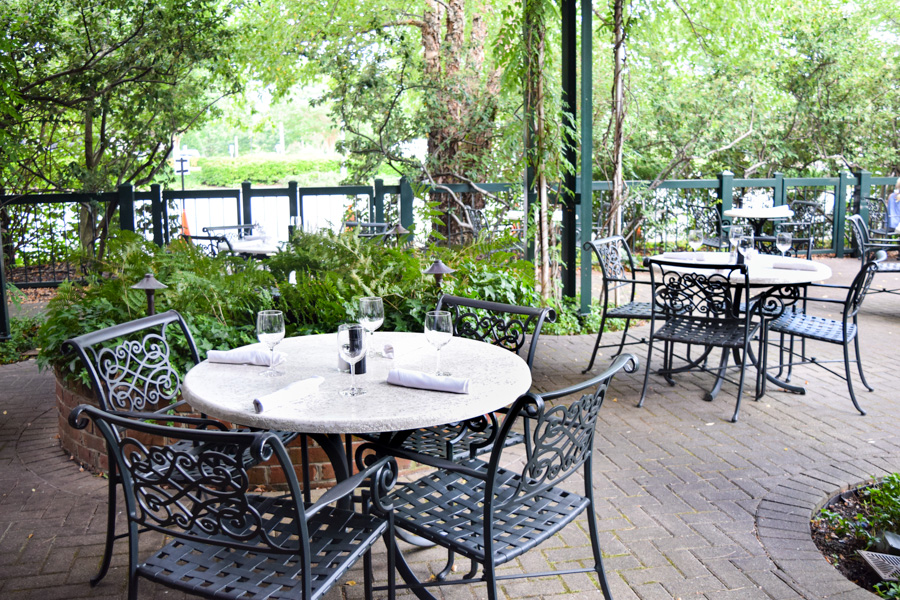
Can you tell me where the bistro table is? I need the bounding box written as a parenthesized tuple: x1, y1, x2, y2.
(650, 250, 831, 398)
(182, 331, 532, 481)
(724, 205, 794, 236)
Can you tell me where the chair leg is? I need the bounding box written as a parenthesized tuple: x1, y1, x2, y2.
(435, 549, 455, 580)
(731, 340, 751, 423)
(364, 546, 374, 599)
(483, 559, 499, 600)
(91, 463, 118, 586)
(585, 494, 615, 600)
(615, 318, 632, 358)
(843, 340, 867, 416)
(583, 314, 610, 374)
(853, 332, 874, 392)
(638, 338, 655, 408)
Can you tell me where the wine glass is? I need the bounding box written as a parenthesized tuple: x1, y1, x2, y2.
(359, 296, 384, 357)
(729, 225, 744, 258)
(424, 310, 453, 376)
(256, 310, 285, 377)
(738, 232, 755, 262)
(688, 229, 703, 252)
(776, 231, 792, 257)
(337, 323, 367, 396)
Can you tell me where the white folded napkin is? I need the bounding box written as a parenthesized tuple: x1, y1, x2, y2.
(662, 251, 698, 261)
(253, 376, 325, 413)
(380, 343, 395, 359)
(386, 368, 469, 394)
(772, 260, 818, 271)
(207, 345, 286, 367)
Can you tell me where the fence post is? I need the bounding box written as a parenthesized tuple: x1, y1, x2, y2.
(835, 171, 853, 258)
(241, 181, 253, 226)
(118, 184, 135, 232)
(0, 225, 9, 341)
(717, 171, 734, 224)
(150, 184, 164, 247)
(399, 177, 414, 232)
(373, 179, 385, 224)
(288, 181, 299, 238)
(773, 172, 784, 206)
(854, 169, 871, 225)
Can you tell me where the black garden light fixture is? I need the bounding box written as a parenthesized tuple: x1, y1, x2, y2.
(385, 222, 410, 247)
(131, 272, 167, 316)
(423, 257, 455, 289)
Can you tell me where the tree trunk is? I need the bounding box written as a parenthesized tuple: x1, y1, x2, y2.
(610, 0, 627, 239)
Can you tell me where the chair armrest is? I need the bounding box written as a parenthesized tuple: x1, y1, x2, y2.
(808, 282, 851, 291)
(305, 455, 397, 519)
(113, 411, 230, 431)
(542, 354, 638, 400)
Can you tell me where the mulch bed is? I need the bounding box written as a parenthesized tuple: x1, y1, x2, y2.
(810, 486, 885, 594)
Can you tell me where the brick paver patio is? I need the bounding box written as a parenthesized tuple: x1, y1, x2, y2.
(1, 257, 898, 599)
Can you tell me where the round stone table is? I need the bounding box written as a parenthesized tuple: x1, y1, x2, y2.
(183, 331, 532, 435)
(653, 251, 831, 286)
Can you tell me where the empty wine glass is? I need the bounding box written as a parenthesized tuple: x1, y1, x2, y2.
(359, 296, 384, 357)
(688, 229, 703, 252)
(424, 310, 453, 376)
(729, 225, 744, 258)
(256, 310, 285, 377)
(337, 323, 367, 396)
(738, 232, 755, 262)
(776, 231, 792, 257)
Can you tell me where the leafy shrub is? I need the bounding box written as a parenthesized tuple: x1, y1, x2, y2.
(197, 157, 342, 186)
(814, 473, 900, 551)
(0, 304, 44, 364)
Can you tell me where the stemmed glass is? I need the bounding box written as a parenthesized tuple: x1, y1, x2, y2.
(688, 229, 703, 252)
(738, 231, 755, 262)
(337, 323, 367, 396)
(776, 231, 792, 257)
(729, 225, 745, 259)
(359, 297, 384, 357)
(424, 310, 453, 376)
(256, 310, 285, 377)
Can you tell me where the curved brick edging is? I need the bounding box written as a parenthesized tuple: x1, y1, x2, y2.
(756, 456, 899, 599)
(54, 371, 419, 490)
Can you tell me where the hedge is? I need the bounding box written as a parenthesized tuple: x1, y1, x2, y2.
(196, 157, 342, 186)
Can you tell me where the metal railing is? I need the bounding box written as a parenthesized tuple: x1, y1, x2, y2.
(1, 170, 896, 337)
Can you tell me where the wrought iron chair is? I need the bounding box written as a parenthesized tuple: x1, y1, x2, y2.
(583, 236, 655, 373)
(638, 258, 761, 422)
(397, 294, 555, 462)
(68, 404, 396, 600)
(760, 252, 885, 415)
(686, 203, 729, 249)
(62, 310, 299, 586)
(847, 214, 900, 295)
(378, 353, 637, 600)
(865, 197, 894, 236)
(181, 233, 233, 257)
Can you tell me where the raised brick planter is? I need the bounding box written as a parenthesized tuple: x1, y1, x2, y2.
(55, 371, 418, 490)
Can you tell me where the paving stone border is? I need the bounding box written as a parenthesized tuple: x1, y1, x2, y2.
(757, 456, 900, 600)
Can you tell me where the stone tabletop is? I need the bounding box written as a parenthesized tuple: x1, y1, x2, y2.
(183, 331, 532, 434)
(653, 251, 832, 286)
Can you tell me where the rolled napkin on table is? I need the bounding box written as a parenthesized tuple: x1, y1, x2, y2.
(380, 343, 395, 359)
(207, 345, 286, 367)
(772, 260, 818, 271)
(662, 251, 699, 261)
(386, 368, 469, 394)
(253, 376, 325, 413)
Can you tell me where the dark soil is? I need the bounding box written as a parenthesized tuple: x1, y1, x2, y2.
(810, 487, 884, 594)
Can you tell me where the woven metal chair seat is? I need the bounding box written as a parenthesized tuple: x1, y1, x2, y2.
(139, 496, 386, 600)
(389, 458, 588, 566)
(399, 425, 524, 461)
(654, 318, 759, 349)
(768, 311, 856, 345)
(607, 301, 654, 320)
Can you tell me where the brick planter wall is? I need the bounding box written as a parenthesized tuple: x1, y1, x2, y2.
(55, 371, 419, 490)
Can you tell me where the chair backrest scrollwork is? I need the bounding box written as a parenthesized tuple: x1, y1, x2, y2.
(436, 294, 555, 370)
(646, 260, 748, 322)
(62, 310, 201, 415)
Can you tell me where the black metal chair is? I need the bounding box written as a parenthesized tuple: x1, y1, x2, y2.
(847, 214, 900, 295)
(68, 404, 396, 600)
(397, 294, 555, 462)
(865, 197, 895, 236)
(379, 354, 637, 600)
(760, 252, 885, 415)
(583, 236, 655, 373)
(638, 258, 761, 422)
(686, 203, 729, 249)
(181, 233, 233, 257)
(62, 310, 299, 586)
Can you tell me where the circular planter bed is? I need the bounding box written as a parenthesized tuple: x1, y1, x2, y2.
(54, 369, 420, 490)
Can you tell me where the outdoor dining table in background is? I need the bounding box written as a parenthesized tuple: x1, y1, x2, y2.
(651, 250, 831, 398)
(723, 205, 794, 236)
